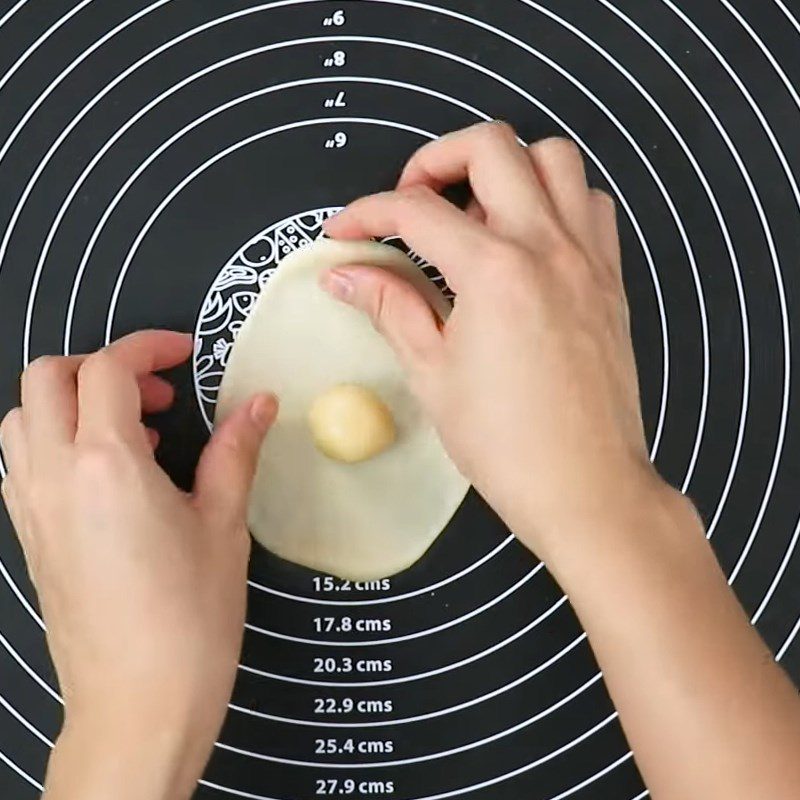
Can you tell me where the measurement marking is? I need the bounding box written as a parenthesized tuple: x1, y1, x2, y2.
(315, 738, 395, 756)
(324, 90, 347, 108)
(324, 131, 348, 148)
(313, 698, 393, 716)
(313, 657, 393, 675)
(239, 595, 569, 687)
(313, 616, 392, 634)
(313, 577, 391, 593)
(323, 50, 347, 67)
(322, 9, 345, 26)
(315, 778, 394, 796)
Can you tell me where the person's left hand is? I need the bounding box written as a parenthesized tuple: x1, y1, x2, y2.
(0, 330, 277, 800)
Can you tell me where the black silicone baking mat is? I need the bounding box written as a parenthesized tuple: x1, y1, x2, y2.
(1, 1, 799, 798)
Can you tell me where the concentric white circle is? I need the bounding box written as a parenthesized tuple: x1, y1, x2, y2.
(0, 2, 798, 800)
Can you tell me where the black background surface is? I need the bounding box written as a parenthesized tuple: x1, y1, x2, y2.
(0, 1, 799, 798)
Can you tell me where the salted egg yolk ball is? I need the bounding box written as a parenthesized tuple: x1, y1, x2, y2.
(308, 384, 396, 463)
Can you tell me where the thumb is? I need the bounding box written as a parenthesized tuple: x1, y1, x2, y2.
(194, 393, 278, 525)
(321, 266, 443, 370)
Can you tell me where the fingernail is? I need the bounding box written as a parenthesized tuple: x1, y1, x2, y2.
(321, 269, 354, 301)
(250, 393, 278, 431)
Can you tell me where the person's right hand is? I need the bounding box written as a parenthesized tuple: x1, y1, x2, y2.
(323, 123, 670, 561)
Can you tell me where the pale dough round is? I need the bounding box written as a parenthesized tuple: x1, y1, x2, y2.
(216, 238, 469, 581)
(308, 383, 397, 464)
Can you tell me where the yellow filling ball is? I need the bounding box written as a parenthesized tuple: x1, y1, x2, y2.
(308, 384, 397, 464)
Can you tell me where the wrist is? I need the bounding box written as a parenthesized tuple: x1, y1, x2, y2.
(46, 696, 221, 800)
(517, 465, 704, 585)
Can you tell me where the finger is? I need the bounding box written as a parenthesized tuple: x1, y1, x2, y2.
(20, 355, 84, 449)
(138, 374, 175, 415)
(324, 186, 496, 292)
(77, 331, 192, 446)
(194, 393, 278, 526)
(397, 122, 552, 241)
(590, 189, 622, 276)
(0, 408, 26, 474)
(526, 138, 594, 253)
(321, 266, 443, 372)
(105, 330, 194, 373)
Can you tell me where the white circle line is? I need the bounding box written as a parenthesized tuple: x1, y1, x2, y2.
(720, 0, 800, 624)
(752, 514, 800, 624)
(0, 693, 52, 747)
(776, 612, 800, 662)
(59, 67, 496, 351)
(248, 535, 516, 606)
(245, 560, 542, 646)
(659, 0, 794, 583)
(200, 747, 634, 800)
(772, 0, 800, 36)
(229, 632, 589, 728)
(515, 0, 746, 526)
(0, 0, 173, 169)
(0, 557, 42, 629)
(0, 747, 42, 792)
(0, 0, 94, 95)
(237, 594, 569, 688)
(0, 628, 61, 703)
(0, 3, 343, 341)
(414, 750, 634, 800)
(0, 6, 788, 800)
(216, 674, 607, 767)
(0, 14, 756, 800)
(0, 6, 724, 792)
(0, 0, 30, 31)
(592, 0, 789, 572)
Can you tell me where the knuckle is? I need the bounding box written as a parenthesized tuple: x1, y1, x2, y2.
(24, 355, 61, 384)
(79, 349, 113, 377)
(482, 120, 518, 146)
(0, 407, 20, 441)
(590, 188, 615, 209)
(534, 136, 583, 162)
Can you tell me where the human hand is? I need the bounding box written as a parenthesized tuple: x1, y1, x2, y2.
(0, 331, 277, 799)
(323, 123, 667, 562)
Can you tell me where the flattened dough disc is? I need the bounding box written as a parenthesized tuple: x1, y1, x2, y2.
(216, 239, 469, 580)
